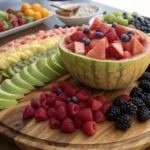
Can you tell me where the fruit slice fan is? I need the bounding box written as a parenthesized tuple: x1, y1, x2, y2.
(0, 26, 78, 109)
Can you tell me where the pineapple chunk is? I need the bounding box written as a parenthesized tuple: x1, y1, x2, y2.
(0, 59, 9, 70)
(24, 50, 34, 57)
(19, 52, 29, 60)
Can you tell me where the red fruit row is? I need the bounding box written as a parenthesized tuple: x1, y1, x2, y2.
(23, 81, 110, 136)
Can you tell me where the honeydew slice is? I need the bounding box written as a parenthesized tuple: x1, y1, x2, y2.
(0, 99, 18, 109)
(1, 79, 30, 94)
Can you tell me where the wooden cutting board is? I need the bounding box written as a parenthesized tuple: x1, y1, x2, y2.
(0, 74, 150, 150)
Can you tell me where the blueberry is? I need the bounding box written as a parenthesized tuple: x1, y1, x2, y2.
(103, 11, 107, 14)
(56, 88, 62, 95)
(127, 30, 134, 35)
(95, 32, 105, 39)
(112, 22, 117, 28)
(147, 24, 150, 27)
(83, 28, 90, 34)
(120, 34, 130, 42)
(71, 96, 78, 103)
(82, 38, 91, 45)
(66, 97, 71, 103)
(128, 34, 133, 39)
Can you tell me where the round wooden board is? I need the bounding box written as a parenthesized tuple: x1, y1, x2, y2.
(1, 74, 150, 150)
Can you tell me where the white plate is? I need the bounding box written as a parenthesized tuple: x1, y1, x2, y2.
(0, 11, 55, 38)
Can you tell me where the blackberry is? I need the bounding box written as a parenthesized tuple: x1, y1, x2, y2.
(116, 114, 132, 130)
(113, 97, 126, 107)
(106, 105, 121, 121)
(120, 101, 137, 115)
(140, 93, 150, 108)
(130, 97, 146, 109)
(146, 65, 150, 72)
(139, 80, 150, 93)
(137, 107, 150, 122)
(139, 72, 150, 81)
(130, 87, 143, 98)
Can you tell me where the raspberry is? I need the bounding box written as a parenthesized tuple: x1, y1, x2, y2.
(73, 115, 84, 128)
(130, 97, 146, 109)
(41, 100, 48, 110)
(82, 121, 97, 136)
(106, 105, 121, 121)
(139, 80, 150, 93)
(93, 111, 106, 123)
(31, 98, 41, 110)
(51, 83, 60, 93)
(70, 31, 85, 42)
(139, 72, 150, 81)
(23, 105, 36, 119)
(94, 95, 108, 104)
(77, 108, 93, 122)
(78, 102, 88, 109)
(116, 114, 132, 130)
(47, 93, 57, 106)
(40, 93, 49, 102)
(137, 106, 150, 122)
(47, 108, 57, 118)
(56, 93, 67, 102)
(55, 100, 66, 109)
(49, 117, 60, 129)
(66, 102, 79, 116)
(119, 95, 131, 101)
(60, 81, 76, 97)
(56, 106, 67, 121)
(35, 108, 48, 122)
(91, 99, 103, 111)
(76, 89, 90, 102)
(60, 118, 76, 133)
(101, 103, 110, 114)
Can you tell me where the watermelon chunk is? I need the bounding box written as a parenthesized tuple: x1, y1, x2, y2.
(130, 36, 145, 56)
(86, 38, 105, 60)
(105, 37, 109, 49)
(66, 42, 75, 52)
(82, 24, 90, 29)
(133, 30, 146, 44)
(90, 18, 102, 30)
(106, 43, 124, 59)
(89, 39, 99, 49)
(95, 23, 110, 35)
(74, 42, 85, 55)
(106, 30, 119, 43)
(65, 36, 73, 45)
(122, 41, 132, 52)
(124, 51, 132, 58)
(116, 25, 128, 38)
(88, 30, 96, 39)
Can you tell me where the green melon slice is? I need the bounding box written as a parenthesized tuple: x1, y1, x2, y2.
(1, 79, 30, 94)
(20, 66, 44, 87)
(12, 73, 35, 91)
(55, 51, 65, 68)
(28, 62, 51, 83)
(0, 99, 18, 109)
(47, 54, 67, 75)
(0, 88, 23, 99)
(36, 58, 61, 80)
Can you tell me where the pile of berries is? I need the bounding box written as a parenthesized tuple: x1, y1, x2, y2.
(107, 70, 150, 131)
(23, 81, 109, 136)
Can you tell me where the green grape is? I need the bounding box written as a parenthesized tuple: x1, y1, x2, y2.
(115, 16, 124, 24)
(122, 19, 129, 26)
(107, 14, 116, 23)
(132, 12, 138, 15)
(113, 11, 122, 17)
(138, 16, 144, 22)
(127, 15, 133, 22)
(103, 14, 109, 21)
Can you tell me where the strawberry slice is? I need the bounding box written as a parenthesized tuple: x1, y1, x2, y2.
(106, 30, 119, 43)
(106, 43, 124, 59)
(122, 41, 132, 52)
(65, 42, 75, 52)
(115, 25, 128, 38)
(130, 36, 145, 56)
(90, 18, 102, 30)
(123, 51, 132, 58)
(65, 36, 73, 45)
(88, 30, 96, 39)
(105, 37, 109, 49)
(95, 23, 110, 35)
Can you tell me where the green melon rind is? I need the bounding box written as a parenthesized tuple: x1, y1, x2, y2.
(59, 34, 150, 90)
(0, 99, 18, 109)
(1, 79, 30, 94)
(28, 62, 51, 83)
(20, 66, 44, 87)
(12, 73, 35, 91)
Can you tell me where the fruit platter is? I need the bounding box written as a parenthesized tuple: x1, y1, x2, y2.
(0, 5, 150, 150)
(0, 3, 53, 38)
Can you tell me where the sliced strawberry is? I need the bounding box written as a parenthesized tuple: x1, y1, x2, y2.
(88, 30, 96, 39)
(86, 38, 105, 60)
(122, 41, 132, 52)
(66, 42, 75, 52)
(115, 25, 128, 38)
(106, 43, 124, 59)
(77, 27, 82, 31)
(74, 42, 85, 55)
(106, 30, 119, 43)
(95, 23, 110, 35)
(123, 51, 132, 58)
(105, 37, 109, 49)
(65, 36, 73, 45)
(90, 18, 102, 30)
(84, 45, 90, 55)
(130, 36, 145, 56)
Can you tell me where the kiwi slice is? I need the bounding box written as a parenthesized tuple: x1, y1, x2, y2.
(29, 55, 40, 63)
(37, 53, 47, 58)
(12, 64, 22, 73)
(6, 66, 16, 77)
(16, 60, 31, 67)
